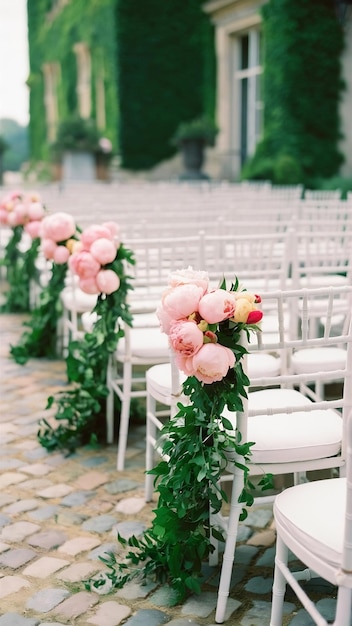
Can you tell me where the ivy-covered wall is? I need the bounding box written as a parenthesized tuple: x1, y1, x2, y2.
(242, 0, 345, 185)
(27, 0, 119, 162)
(115, 0, 216, 170)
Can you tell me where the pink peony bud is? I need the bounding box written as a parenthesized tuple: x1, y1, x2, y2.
(80, 224, 113, 249)
(41, 212, 76, 242)
(41, 238, 57, 260)
(24, 220, 42, 239)
(27, 202, 46, 221)
(96, 269, 120, 294)
(53, 245, 70, 264)
(79, 277, 100, 294)
(90, 238, 117, 265)
(0, 208, 9, 224)
(69, 250, 101, 279)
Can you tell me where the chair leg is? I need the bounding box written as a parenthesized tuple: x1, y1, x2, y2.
(116, 361, 132, 471)
(145, 392, 157, 502)
(215, 464, 244, 623)
(270, 535, 288, 626)
(334, 586, 352, 626)
(106, 356, 115, 444)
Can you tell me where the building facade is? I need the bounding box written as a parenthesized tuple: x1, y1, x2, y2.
(204, 0, 352, 181)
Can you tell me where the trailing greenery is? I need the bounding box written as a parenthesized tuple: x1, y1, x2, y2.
(27, 0, 118, 164)
(242, 0, 345, 186)
(10, 263, 67, 364)
(37, 243, 134, 453)
(87, 322, 272, 602)
(0, 228, 40, 313)
(115, 0, 216, 169)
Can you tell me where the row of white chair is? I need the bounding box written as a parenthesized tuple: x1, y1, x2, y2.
(59, 226, 352, 473)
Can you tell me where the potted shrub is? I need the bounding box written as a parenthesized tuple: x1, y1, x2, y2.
(171, 116, 218, 180)
(51, 117, 113, 182)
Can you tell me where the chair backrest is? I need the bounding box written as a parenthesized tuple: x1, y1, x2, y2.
(289, 228, 352, 289)
(201, 230, 292, 291)
(239, 286, 352, 451)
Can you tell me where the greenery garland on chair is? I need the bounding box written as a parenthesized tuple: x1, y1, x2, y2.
(10, 211, 81, 364)
(87, 269, 272, 602)
(37, 221, 135, 453)
(0, 191, 46, 313)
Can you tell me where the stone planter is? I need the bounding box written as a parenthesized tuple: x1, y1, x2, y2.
(179, 138, 209, 180)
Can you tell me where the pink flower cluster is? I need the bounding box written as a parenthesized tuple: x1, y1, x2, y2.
(157, 267, 263, 384)
(68, 222, 121, 295)
(40, 211, 78, 264)
(0, 190, 46, 239)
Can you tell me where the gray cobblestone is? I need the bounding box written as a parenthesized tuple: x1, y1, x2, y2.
(0, 306, 332, 626)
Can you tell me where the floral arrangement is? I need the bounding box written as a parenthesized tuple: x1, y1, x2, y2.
(88, 268, 270, 602)
(0, 190, 46, 312)
(37, 221, 135, 453)
(40, 211, 78, 264)
(10, 210, 80, 364)
(68, 221, 122, 295)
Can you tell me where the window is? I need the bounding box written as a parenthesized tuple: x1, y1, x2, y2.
(235, 30, 263, 166)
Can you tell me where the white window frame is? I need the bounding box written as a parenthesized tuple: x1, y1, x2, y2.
(234, 29, 263, 164)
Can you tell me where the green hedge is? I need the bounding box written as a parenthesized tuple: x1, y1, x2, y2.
(243, 0, 345, 185)
(115, 0, 216, 170)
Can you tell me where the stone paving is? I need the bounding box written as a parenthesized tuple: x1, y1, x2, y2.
(0, 309, 339, 625)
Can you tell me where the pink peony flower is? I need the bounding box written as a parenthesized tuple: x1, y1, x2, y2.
(96, 269, 120, 294)
(69, 250, 101, 279)
(79, 277, 100, 294)
(0, 208, 9, 224)
(161, 283, 204, 320)
(169, 320, 204, 356)
(41, 238, 57, 260)
(53, 245, 70, 265)
(156, 304, 175, 334)
(80, 224, 113, 249)
(102, 221, 120, 243)
(7, 202, 26, 226)
(24, 220, 42, 239)
(198, 289, 236, 324)
(41, 212, 76, 242)
(90, 238, 117, 265)
(174, 352, 197, 377)
(27, 201, 46, 221)
(191, 343, 235, 384)
(168, 267, 209, 293)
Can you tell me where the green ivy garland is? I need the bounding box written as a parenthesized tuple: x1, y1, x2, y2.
(10, 262, 68, 364)
(87, 321, 272, 602)
(37, 243, 135, 453)
(0, 226, 40, 313)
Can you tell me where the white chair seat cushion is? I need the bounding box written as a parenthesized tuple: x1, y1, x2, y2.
(291, 347, 346, 374)
(147, 363, 187, 401)
(61, 287, 97, 312)
(81, 311, 159, 334)
(299, 274, 348, 288)
(224, 388, 342, 463)
(247, 353, 281, 378)
(116, 327, 170, 359)
(274, 477, 345, 569)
